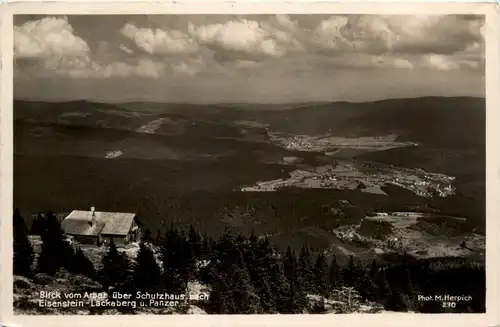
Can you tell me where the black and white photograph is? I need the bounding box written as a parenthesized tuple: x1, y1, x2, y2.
(1, 2, 498, 324)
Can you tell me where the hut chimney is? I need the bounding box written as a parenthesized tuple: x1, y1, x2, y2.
(91, 206, 96, 226)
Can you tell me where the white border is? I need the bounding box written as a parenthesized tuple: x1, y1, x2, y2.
(1, 2, 498, 327)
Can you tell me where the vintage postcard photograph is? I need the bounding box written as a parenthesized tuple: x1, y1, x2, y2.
(0, 2, 498, 327)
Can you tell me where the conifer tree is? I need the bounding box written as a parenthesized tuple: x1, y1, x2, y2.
(376, 266, 392, 301)
(37, 211, 73, 274)
(283, 246, 299, 283)
(133, 242, 162, 293)
(13, 209, 34, 276)
(358, 271, 377, 302)
(269, 261, 290, 313)
(208, 279, 231, 313)
(161, 226, 187, 293)
(328, 255, 342, 292)
(229, 251, 262, 314)
(187, 224, 203, 259)
(30, 214, 45, 235)
(402, 266, 414, 295)
(142, 228, 152, 244)
(343, 255, 359, 287)
(178, 231, 196, 284)
(251, 238, 287, 312)
(100, 239, 130, 289)
(70, 247, 96, 278)
(199, 233, 212, 261)
(256, 277, 275, 313)
(310, 297, 327, 313)
(369, 259, 378, 281)
(243, 236, 277, 312)
(385, 290, 409, 312)
(208, 229, 262, 314)
(313, 252, 329, 296)
(155, 229, 163, 245)
(243, 233, 260, 285)
(282, 246, 307, 313)
(285, 281, 307, 313)
(298, 245, 314, 293)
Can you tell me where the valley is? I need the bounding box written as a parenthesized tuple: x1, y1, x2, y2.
(13, 96, 486, 266)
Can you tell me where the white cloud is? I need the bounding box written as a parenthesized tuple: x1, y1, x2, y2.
(55, 58, 167, 79)
(119, 44, 135, 54)
(103, 59, 166, 79)
(373, 56, 414, 70)
(275, 14, 298, 30)
(172, 62, 200, 77)
(14, 17, 99, 78)
(313, 15, 483, 56)
(14, 14, 484, 82)
(14, 17, 90, 59)
(422, 54, 460, 71)
(188, 19, 286, 57)
(392, 58, 414, 70)
(422, 54, 481, 71)
(310, 15, 484, 71)
(121, 23, 200, 55)
(330, 53, 414, 70)
(313, 16, 394, 53)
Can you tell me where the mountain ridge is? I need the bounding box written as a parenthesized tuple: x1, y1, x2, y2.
(14, 96, 486, 110)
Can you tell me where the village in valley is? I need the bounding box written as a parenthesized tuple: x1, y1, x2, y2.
(268, 132, 418, 153)
(241, 161, 455, 198)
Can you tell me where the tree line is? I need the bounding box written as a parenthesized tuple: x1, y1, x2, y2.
(14, 209, 485, 313)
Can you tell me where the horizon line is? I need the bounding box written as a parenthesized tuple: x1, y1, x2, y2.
(13, 95, 486, 106)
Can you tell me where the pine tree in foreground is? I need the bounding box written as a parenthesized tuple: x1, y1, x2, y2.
(376, 266, 392, 302)
(208, 279, 231, 313)
(384, 290, 409, 312)
(206, 230, 263, 314)
(283, 246, 299, 283)
(161, 226, 188, 293)
(229, 255, 262, 314)
(142, 228, 153, 244)
(282, 246, 307, 313)
(29, 214, 45, 236)
(37, 211, 74, 275)
(179, 230, 196, 283)
(255, 238, 279, 312)
(70, 247, 96, 279)
(328, 255, 342, 292)
(133, 242, 162, 293)
(298, 245, 314, 294)
(268, 260, 290, 313)
(187, 224, 203, 259)
(285, 281, 307, 313)
(313, 252, 329, 296)
(13, 209, 34, 277)
(100, 239, 130, 289)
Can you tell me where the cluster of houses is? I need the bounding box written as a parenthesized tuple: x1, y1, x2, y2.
(61, 206, 141, 247)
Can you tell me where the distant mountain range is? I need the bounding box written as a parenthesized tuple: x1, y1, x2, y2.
(15, 96, 485, 148)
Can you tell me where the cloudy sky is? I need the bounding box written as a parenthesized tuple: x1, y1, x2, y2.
(14, 14, 485, 103)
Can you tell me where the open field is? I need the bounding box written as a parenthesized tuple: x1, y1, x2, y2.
(268, 132, 416, 154)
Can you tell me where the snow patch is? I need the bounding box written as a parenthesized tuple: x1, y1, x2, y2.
(136, 118, 171, 134)
(105, 150, 123, 159)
